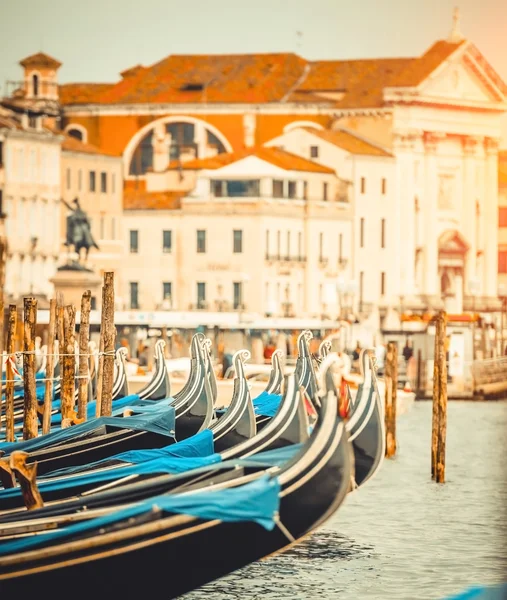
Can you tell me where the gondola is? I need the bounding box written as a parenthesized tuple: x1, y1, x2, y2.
(0, 354, 353, 598)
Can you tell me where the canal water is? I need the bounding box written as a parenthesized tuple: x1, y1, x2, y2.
(181, 401, 507, 600)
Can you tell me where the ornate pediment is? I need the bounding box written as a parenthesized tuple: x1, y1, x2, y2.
(438, 230, 470, 254)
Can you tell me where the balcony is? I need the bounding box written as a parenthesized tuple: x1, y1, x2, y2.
(318, 257, 329, 268)
(188, 301, 209, 311)
(463, 295, 502, 313)
(265, 254, 307, 263)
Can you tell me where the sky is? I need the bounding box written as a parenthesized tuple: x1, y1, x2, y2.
(1, 0, 507, 140)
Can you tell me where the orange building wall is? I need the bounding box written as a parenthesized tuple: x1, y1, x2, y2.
(62, 111, 331, 157)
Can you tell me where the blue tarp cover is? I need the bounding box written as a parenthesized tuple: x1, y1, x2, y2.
(50, 394, 142, 425)
(0, 406, 176, 455)
(252, 391, 282, 418)
(443, 583, 507, 599)
(0, 475, 281, 556)
(43, 430, 215, 478)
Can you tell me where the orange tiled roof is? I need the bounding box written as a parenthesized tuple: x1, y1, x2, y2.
(19, 52, 62, 69)
(58, 39, 471, 108)
(124, 190, 183, 210)
(302, 128, 392, 157)
(167, 146, 335, 173)
(61, 135, 120, 157)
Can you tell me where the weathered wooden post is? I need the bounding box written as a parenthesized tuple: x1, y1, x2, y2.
(42, 299, 57, 435)
(0, 297, 3, 434)
(78, 290, 91, 420)
(384, 342, 398, 458)
(60, 305, 76, 424)
(23, 297, 38, 440)
(5, 305, 17, 442)
(431, 311, 448, 482)
(100, 272, 116, 417)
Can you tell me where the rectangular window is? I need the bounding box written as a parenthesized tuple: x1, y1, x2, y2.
(286, 231, 291, 259)
(499, 251, 507, 274)
(163, 282, 172, 302)
(288, 181, 297, 199)
(129, 229, 139, 253)
(298, 232, 302, 259)
(233, 282, 243, 309)
(381, 272, 386, 296)
(100, 172, 107, 193)
(112, 173, 116, 194)
(499, 207, 507, 227)
(323, 182, 328, 201)
(89, 170, 96, 192)
(66, 168, 71, 190)
(78, 169, 82, 191)
(197, 282, 206, 308)
(163, 230, 172, 253)
(100, 216, 105, 240)
(303, 181, 308, 200)
(272, 179, 284, 198)
(197, 230, 206, 253)
(265, 230, 270, 258)
(360, 177, 366, 194)
(381, 178, 387, 195)
(130, 282, 139, 309)
(310, 145, 319, 159)
(339, 233, 343, 261)
(211, 180, 223, 197)
(360, 218, 365, 248)
(277, 230, 281, 259)
(319, 232, 324, 261)
(359, 271, 364, 309)
(233, 229, 243, 253)
(381, 218, 386, 248)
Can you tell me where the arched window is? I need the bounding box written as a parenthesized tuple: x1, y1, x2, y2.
(128, 120, 228, 176)
(67, 128, 83, 141)
(32, 74, 39, 97)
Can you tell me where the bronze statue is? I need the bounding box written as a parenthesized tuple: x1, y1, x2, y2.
(61, 198, 99, 266)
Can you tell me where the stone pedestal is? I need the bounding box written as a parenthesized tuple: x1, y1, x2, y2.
(50, 267, 102, 310)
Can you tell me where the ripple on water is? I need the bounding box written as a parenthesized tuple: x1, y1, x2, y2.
(180, 401, 507, 600)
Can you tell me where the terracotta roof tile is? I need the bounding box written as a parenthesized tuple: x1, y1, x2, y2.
(59, 83, 115, 105)
(124, 190, 183, 210)
(61, 135, 120, 156)
(58, 39, 475, 108)
(168, 145, 335, 173)
(302, 127, 393, 156)
(19, 52, 62, 69)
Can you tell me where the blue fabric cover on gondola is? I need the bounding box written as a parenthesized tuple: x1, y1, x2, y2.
(444, 583, 507, 599)
(252, 391, 282, 418)
(50, 394, 142, 425)
(0, 475, 281, 557)
(0, 406, 176, 455)
(43, 430, 215, 478)
(236, 443, 303, 468)
(0, 452, 223, 498)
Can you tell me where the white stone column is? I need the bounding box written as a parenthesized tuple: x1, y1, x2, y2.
(484, 137, 499, 297)
(193, 121, 207, 159)
(243, 114, 256, 148)
(423, 132, 440, 298)
(462, 136, 478, 288)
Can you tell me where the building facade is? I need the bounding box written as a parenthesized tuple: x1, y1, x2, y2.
(0, 107, 62, 300)
(60, 136, 124, 293)
(122, 147, 353, 317)
(498, 151, 507, 293)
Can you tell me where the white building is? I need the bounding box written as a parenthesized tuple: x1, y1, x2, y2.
(122, 146, 354, 318)
(0, 106, 62, 300)
(265, 127, 396, 315)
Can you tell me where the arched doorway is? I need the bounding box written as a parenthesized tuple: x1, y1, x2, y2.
(438, 230, 469, 313)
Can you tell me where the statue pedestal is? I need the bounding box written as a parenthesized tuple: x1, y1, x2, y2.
(50, 267, 102, 310)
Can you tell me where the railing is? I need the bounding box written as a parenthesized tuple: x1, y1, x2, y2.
(265, 254, 307, 263)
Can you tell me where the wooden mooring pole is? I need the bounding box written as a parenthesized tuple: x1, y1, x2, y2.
(42, 299, 57, 435)
(23, 298, 38, 440)
(78, 290, 91, 420)
(384, 342, 398, 458)
(100, 272, 115, 417)
(60, 305, 76, 425)
(5, 306, 17, 442)
(431, 311, 448, 483)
